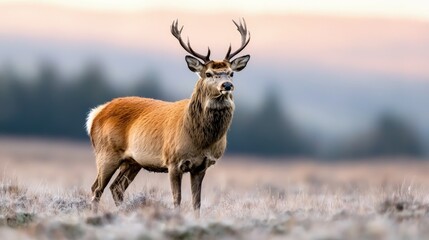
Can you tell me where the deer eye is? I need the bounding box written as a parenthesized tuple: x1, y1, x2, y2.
(229, 72, 234, 77)
(205, 72, 212, 78)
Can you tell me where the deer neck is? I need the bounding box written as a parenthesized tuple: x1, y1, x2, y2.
(185, 80, 235, 149)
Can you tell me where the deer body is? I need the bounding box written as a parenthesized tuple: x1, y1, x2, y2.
(90, 87, 233, 172)
(88, 19, 250, 215)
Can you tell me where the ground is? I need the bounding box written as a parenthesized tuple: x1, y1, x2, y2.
(0, 137, 429, 239)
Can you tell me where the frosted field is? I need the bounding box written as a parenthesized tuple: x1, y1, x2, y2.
(1, 137, 429, 240)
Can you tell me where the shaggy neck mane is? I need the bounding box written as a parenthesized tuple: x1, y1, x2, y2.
(185, 80, 234, 149)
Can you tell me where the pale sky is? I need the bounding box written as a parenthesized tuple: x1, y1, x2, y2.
(1, 0, 428, 78)
(2, 0, 429, 21)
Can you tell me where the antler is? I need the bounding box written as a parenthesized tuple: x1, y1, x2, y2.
(171, 19, 211, 63)
(225, 18, 251, 61)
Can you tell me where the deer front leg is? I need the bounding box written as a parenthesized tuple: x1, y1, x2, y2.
(190, 168, 206, 218)
(190, 157, 215, 217)
(169, 165, 183, 208)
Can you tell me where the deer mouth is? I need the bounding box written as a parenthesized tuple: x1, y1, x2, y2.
(220, 90, 233, 95)
(213, 90, 232, 100)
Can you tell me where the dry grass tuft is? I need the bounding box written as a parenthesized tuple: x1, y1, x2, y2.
(379, 199, 429, 221)
(0, 212, 36, 228)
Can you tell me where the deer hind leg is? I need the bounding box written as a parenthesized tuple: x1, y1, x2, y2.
(110, 160, 141, 206)
(91, 152, 122, 212)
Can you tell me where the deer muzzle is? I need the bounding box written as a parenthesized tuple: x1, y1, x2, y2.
(220, 81, 234, 94)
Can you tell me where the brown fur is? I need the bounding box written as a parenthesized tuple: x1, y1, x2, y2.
(88, 62, 235, 214)
(208, 61, 229, 69)
(186, 80, 234, 149)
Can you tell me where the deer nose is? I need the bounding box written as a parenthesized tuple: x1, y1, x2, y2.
(221, 82, 234, 91)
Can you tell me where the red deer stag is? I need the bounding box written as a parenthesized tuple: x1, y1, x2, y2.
(86, 18, 251, 215)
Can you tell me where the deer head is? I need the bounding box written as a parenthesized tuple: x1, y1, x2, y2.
(171, 18, 251, 99)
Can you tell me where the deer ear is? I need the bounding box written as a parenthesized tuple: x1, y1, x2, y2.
(231, 55, 250, 72)
(185, 55, 204, 72)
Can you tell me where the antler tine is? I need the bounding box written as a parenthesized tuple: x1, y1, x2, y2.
(225, 44, 232, 59)
(170, 20, 187, 51)
(187, 39, 211, 62)
(171, 20, 211, 63)
(225, 18, 251, 60)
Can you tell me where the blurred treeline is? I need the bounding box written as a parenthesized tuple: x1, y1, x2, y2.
(0, 63, 425, 159)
